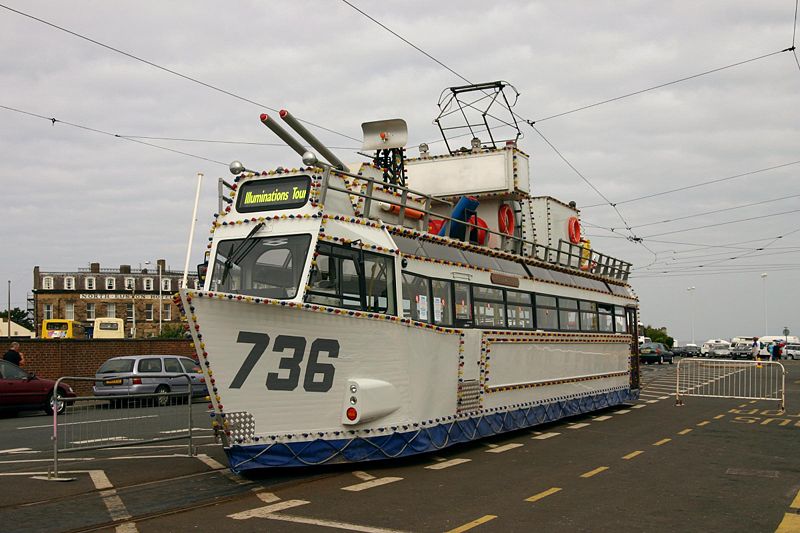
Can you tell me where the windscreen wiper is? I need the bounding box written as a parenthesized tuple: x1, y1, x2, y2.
(220, 222, 265, 285)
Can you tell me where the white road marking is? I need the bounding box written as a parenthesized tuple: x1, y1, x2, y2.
(425, 458, 471, 470)
(614, 409, 631, 415)
(646, 400, 659, 404)
(631, 404, 647, 409)
(115, 522, 138, 533)
(17, 415, 158, 430)
(568, 423, 590, 429)
(89, 470, 114, 490)
(100, 489, 132, 521)
(263, 512, 410, 532)
(342, 477, 403, 492)
(107, 454, 188, 460)
(0, 447, 34, 454)
(532, 432, 560, 440)
(196, 454, 227, 470)
(352, 470, 376, 481)
(658, 396, 670, 400)
(0, 457, 93, 465)
(228, 499, 310, 520)
(486, 443, 524, 453)
(257, 492, 280, 503)
(71, 437, 134, 445)
(593, 416, 612, 421)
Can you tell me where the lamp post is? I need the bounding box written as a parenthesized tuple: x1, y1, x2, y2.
(761, 273, 768, 336)
(687, 286, 696, 345)
(145, 261, 163, 336)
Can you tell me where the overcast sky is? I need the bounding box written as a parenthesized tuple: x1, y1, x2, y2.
(1, 1, 798, 343)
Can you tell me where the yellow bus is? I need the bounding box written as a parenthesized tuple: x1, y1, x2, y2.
(41, 319, 85, 339)
(93, 317, 125, 339)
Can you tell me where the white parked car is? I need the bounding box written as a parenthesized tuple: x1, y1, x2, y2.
(784, 344, 800, 360)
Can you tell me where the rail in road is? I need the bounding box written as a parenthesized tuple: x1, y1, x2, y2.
(0, 361, 798, 532)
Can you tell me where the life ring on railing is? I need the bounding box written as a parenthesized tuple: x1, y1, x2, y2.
(428, 219, 445, 234)
(568, 216, 581, 244)
(498, 204, 515, 236)
(467, 215, 488, 245)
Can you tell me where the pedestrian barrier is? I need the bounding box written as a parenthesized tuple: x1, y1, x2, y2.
(675, 358, 785, 411)
(47, 374, 196, 481)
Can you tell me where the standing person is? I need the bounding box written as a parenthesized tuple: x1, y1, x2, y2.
(751, 339, 760, 360)
(774, 343, 782, 361)
(3, 341, 25, 367)
(768, 342, 775, 361)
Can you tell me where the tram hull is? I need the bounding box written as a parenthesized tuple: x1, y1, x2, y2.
(185, 292, 638, 472)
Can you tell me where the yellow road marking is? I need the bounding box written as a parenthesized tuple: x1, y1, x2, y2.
(713, 415, 725, 420)
(775, 513, 800, 532)
(697, 421, 710, 426)
(653, 438, 671, 446)
(678, 429, 693, 435)
(790, 487, 800, 509)
(580, 466, 609, 478)
(526, 487, 562, 502)
(445, 515, 497, 533)
(623, 450, 643, 460)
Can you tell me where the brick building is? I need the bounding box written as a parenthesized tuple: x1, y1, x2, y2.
(32, 260, 198, 338)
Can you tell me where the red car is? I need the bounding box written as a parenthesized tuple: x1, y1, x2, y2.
(0, 360, 76, 415)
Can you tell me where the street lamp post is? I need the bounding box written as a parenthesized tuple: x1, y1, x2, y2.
(761, 273, 768, 336)
(687, 286, 696, 345)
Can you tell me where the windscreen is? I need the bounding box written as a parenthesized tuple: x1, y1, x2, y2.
(97, 358, 135, 373)
(211, 234, 312, 298)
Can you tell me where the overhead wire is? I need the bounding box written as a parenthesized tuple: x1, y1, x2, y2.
(0, 104, 228, 166)
(0, 3, 361, 143)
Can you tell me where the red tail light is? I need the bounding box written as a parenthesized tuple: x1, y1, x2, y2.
(346, 407, 358, 421)
(132, 378, 142, 385)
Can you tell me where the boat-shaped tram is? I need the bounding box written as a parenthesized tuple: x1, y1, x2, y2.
(178, 82, 640, 472)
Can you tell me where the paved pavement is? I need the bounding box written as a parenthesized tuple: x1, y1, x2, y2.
(1, 360, 798, 532)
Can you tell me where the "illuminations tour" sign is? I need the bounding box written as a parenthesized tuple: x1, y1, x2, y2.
(236, 175, 311, 213)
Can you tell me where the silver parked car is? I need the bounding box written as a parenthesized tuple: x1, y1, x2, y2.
(93, 355, 206, 406)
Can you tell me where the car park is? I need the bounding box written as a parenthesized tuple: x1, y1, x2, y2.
(639, 342, 674, 365)
(0, 360, 76, 415)
(92, 355, 205, 406)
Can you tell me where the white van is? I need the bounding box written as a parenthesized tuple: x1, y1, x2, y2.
(93, 318, 125, 339)
(784, 344, 800, 360)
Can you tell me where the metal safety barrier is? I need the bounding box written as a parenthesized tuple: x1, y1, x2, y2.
(675, 358, 786, 411)
(48, 374, 196, 481)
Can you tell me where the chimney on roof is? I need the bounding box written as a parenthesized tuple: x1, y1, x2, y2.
(120, 265, 131, 274)
(157, 259, 166, 272)
(90, 262, 100, 273)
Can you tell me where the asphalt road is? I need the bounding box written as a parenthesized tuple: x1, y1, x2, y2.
(1, 360, 798, 533)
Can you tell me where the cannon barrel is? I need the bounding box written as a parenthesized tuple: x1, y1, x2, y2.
(259, 113, 309, 158)
(279, 109, 348, 172)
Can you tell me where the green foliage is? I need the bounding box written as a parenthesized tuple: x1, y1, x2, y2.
(158, 323, 186, 339)
(0, 307, 34, 332)
(643, 325, 674, 348)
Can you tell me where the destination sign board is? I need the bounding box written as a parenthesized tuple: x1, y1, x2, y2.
(236, 176, 311, 213)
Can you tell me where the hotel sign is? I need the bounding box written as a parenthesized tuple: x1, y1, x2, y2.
(80, 294, 164, 300)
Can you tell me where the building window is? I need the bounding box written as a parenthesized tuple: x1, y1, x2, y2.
(162, 278, 171, 292)
(64, 276, 75, 290)
(124, 277, 135, 290)
(107, 303, 116, 318)
(105, 277, 116, 290)
(86, 277, 96, 290)
(145, 303, 154, 321)
(65, 302, 75, 320)
(44, 304, 53, 320)
(163, 303, 171, 321)
(86, 303, 96, 320)
(42, 276, 54, 290)
(144, 278, 153, 291)
(126, 303, 134, 322)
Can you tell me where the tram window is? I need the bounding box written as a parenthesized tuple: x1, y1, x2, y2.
(420, 240, 468, 265)
(473, 286, 505, 328)
(558, 298, 579, 331)
(506, 290, 533, 329)
(579, 301, 599, 332)
(453, 282, 472, 326)
(306, 243, 397, 315)
(598, 304, 614, 332)
(392, 234, 427, 257)
(431, 279, 453, 326)
(402, 273, 431, 322)
(535, 294, 558, 330)
(212, 234, 311, 299)
(364, 253, 396, 314)
(614, 306, 628, 333)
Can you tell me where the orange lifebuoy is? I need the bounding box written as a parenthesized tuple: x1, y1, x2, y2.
(428, 219, 445, 234)
(498, 204, 515, 236)
(568, 216, 581, 244)
(468, 215, 489, 245)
